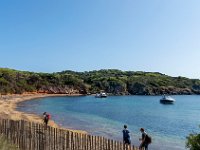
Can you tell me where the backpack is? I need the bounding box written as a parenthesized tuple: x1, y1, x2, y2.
(46, 114, 51, 120)
(145, 134, 152, 144)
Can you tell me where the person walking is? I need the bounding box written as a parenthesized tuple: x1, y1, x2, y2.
(122, 125, 131, 145)
(139, 128, 150, 150)
(43, 112, 50, 127)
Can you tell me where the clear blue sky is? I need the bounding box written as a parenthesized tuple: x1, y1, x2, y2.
(0, 0, 200, 78)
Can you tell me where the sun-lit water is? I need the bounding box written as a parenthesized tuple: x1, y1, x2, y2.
(17, 95, 200, 150)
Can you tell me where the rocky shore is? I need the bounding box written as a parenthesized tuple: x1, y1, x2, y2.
(35, 85, 200, 96)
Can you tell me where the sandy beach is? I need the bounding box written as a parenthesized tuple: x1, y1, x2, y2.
(0, 93, 87, 134)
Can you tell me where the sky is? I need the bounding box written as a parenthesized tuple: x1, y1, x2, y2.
(0, 0, 200, 79)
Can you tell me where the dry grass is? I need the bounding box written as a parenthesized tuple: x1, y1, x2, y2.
(0, 135, 18, 150)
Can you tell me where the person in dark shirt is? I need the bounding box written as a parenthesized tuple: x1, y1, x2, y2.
(122, 125, 131, 145)
(43, 112, 50, 127)
(139, 128, 149, 150)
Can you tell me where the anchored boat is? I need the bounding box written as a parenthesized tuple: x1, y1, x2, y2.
(95, 92, 107, 98)
(160, 95, 175, 104)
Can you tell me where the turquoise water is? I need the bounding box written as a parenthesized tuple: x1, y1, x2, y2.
(17, 95, 200, 150)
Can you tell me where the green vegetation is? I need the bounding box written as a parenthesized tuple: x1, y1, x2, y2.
(0, 68, 200, 95)
(0, 135, 18, 150)
(186, 126, 200, 150)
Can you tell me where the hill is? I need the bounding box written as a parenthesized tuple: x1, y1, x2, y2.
(0, 68, 200, 95)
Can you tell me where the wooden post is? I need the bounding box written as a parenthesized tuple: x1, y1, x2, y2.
(0, 119, 142, 150)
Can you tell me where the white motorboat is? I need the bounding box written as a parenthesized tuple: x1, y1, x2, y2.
(160, 95, 175, 104)
(95, 92, 107, 98)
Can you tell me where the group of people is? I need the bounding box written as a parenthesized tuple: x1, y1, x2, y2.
(42, 113, 150, 149)
(122, 125, 151, 150)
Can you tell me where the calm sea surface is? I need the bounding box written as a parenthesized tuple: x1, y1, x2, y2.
(17, 95, 200, 150)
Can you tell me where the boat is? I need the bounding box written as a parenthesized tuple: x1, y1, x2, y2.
(160, 95, 175, 104)
(95, 92, 107, 98)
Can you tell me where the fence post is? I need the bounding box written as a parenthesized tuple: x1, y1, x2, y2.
(0, 119, 140, 150)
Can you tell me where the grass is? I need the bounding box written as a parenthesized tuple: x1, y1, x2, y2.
(0, 135, 18, 150)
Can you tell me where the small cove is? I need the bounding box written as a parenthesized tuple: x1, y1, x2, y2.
(17, 95, 200, 150)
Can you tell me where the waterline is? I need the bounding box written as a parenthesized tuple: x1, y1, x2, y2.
(17, 95, 200, 150)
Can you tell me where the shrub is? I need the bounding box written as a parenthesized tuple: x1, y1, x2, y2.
(186, 126, 200, 150)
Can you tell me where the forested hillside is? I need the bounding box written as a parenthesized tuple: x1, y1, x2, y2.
(1, 68, 200, 95)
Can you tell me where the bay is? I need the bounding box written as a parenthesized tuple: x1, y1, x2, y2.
(17, 95, 200, 150)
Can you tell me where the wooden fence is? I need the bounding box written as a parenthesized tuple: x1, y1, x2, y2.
(0, 119, 139, 150)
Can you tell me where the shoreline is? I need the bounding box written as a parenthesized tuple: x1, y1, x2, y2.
(0, 93, 87, 134)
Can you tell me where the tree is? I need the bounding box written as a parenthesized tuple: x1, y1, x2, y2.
(186, 126, 200, 150)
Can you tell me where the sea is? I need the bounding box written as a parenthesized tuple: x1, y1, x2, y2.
(17, 95, 200, 150)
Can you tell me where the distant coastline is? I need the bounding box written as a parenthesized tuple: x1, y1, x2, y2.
(1, 68, 200, 96)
